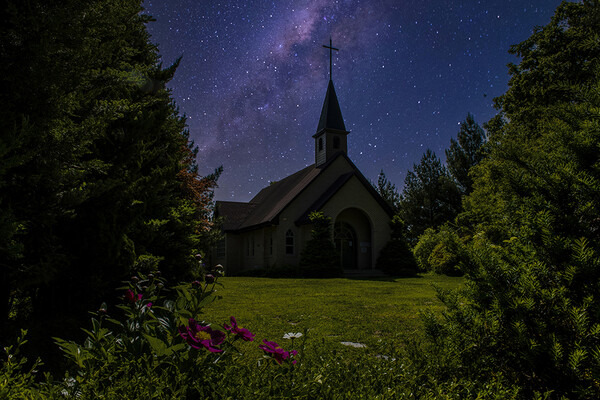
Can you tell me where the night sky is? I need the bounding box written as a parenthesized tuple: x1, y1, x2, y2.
(143, 0, 566, 202)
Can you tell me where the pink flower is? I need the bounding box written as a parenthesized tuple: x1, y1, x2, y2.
(125, 289, 142, 304)
(259, 339, 298, 365)
(224, 316, 255, 342)
(178, 318, 225, 353)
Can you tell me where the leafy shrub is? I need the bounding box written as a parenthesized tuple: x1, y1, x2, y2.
(376, 239, 418, 276)
(376, 216, 418, 276)
(428, 232, 465, 276)
(49, 266, 299, 398)
(0, 330, 61, 398)
(299, 212, 342, 278)
(413, 228, 439, 272)
(413, 226, 466, 275)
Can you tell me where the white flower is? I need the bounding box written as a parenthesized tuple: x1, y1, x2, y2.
(283, 332, 303, 340)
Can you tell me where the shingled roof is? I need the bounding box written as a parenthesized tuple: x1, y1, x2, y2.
(215, 161, 323, 232)
(239, 163, 321, 229)
(215, 201, 257, 231)
(215, 153, 394, 233)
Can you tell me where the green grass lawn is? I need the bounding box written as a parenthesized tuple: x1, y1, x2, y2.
(201, 273, 462, 350)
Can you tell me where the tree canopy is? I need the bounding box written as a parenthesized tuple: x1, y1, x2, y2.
(375, 169, 401, 212)
(445, 113, 487, 195)
(423, 1, 600, 397)
(0, 0, 220, 358)
(398, 149, 461, 244)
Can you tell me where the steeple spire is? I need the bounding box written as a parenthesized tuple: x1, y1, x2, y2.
(316, 79, 346, 133)
(313, 40, 349, 167)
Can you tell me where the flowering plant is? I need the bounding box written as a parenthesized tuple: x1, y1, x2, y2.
(224, 316, 256, 342)
(54, 265, 303, 398)
(179, 318, 226, 352)
(124, 289, 142, 304)
(259, 339, 298, 365)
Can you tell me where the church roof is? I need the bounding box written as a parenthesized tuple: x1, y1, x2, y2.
(215, 201, 257, 231)
(240, 163, 321, 229)
(315, 79, 347, 135)
(215, 153, 394, 233)
(215, 161, 323, 232)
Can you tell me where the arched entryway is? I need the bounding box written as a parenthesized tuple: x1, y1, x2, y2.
(334, 221, 357, 269)
(334, 208, 372, 270)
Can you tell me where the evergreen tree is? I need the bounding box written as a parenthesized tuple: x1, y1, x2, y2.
(495, 0, 600, 129)
(422, 2, 600, 397)
(375, 169, 400, 212)
(376, 216, 418, 276)
(0, 0, 220, 356)
(399, 150, 461, 244)
(299, 212, 341, 278)
(445, 113, 487, 195)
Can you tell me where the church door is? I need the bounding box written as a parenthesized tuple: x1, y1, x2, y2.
(334, 222, 357, 270)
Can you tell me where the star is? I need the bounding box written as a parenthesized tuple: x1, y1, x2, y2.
(144, 0, 566, 202)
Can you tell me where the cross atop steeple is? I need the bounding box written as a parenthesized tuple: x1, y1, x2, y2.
(314, 39, 348, 167)
(322, 37, 339, 80)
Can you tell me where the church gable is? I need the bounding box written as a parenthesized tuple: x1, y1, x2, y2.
(294, 155, 394, 226)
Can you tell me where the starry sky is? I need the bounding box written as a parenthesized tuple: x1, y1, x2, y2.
(143, 0, 567, 202)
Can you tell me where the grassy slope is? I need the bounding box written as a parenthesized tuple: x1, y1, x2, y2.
(201, 274, 462, 349)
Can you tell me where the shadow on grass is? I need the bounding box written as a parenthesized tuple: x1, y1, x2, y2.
(345, 274, 424, 282)
(232, 267, 428, 281)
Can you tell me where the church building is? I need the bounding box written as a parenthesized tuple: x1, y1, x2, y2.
(214, 76, 393, 275)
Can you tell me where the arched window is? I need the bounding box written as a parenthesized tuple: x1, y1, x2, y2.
(318, 137, 323, 151)
(285, 229, 294, 255)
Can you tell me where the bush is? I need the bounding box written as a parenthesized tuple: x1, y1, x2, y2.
(376, 239, 419, 276)
(413, 226, 466, 276)
(376, 216, 418, 276)
(299, 212, 342, 278)
(413, 228, 439, 272)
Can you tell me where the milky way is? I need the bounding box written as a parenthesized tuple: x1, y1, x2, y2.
(143, 0, 566, 202)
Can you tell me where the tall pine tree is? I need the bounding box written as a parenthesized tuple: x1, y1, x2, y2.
(445, 113, 487, 195)
(375, 169, 400, 212)
(0, 0, 219, 356)
(399, 149, 461, 244)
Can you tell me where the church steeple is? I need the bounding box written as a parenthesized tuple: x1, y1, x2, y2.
(316, 79, 346, 133)
(313, 38, 349, 167)
(313, 79, 349, 167)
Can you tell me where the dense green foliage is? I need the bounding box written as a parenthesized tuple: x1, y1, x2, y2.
(422, 1, 600, 397)
(376, 216, 419, 276)
(413, 225, 466, 276)
(299, 212, 342, 278)
(0, 0, 219, 360)
(445, 113, 487, 195)
(398, 149, 461, 244)
(375, 169, 401, 212)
